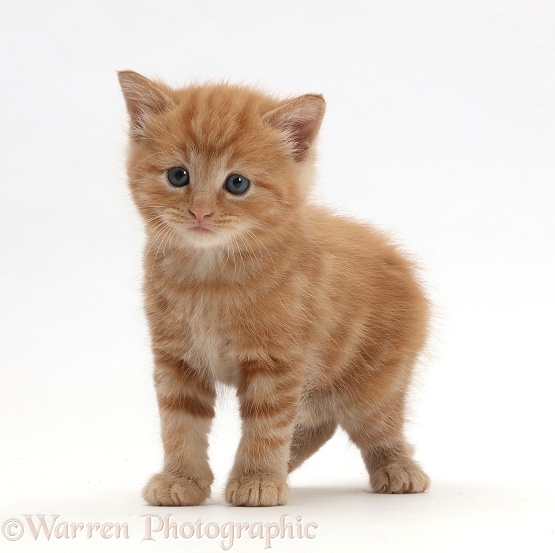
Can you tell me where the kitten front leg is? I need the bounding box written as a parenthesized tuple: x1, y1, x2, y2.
(225, 358, 302, 507)
(143, 353, 216, 506)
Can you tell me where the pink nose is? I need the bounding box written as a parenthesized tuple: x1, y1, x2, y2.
(189, 207, 214, 222)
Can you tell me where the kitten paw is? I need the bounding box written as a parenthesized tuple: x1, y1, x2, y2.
(370, 460, 430, 494)
(225, 475, 289, 507)
(143, 472, 210, 506)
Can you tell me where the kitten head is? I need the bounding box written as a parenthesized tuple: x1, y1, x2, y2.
(118, 71, 325, 250)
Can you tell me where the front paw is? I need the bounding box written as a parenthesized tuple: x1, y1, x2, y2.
(225, 474, 289, 507)
(143, 472, 211, 506)
(370, 460, 430, 494)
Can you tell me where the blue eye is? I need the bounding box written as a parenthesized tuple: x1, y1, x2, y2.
(224, 174, 250, 195)
(167, 167, 190, 187)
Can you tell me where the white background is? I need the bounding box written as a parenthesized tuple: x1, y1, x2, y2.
(1, 1, 554, 551)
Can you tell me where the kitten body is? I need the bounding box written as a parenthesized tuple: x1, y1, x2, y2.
(119, 71, 430, 506)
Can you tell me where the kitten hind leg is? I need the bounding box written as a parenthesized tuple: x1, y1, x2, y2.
(361, 440, 429, 494)
(288, 420, 337, 473)
(339, 386, 429, 494)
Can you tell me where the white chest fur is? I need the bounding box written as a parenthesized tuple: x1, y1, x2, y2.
(177, 292, 237, 386)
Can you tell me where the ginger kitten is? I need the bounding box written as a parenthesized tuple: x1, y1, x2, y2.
(118, 71, 430, 507)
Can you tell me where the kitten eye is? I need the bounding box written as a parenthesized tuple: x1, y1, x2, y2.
(166, 167, 190, 187)
(224, 174, 250, 195)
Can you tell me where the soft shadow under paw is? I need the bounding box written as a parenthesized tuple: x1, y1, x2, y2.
(371, 460, 430, 494)
(143, 472, 210, 506)
(225, 475, 289, 507)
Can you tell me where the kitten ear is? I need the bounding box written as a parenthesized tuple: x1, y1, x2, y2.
(117, 70, 174, 134)
(263, 94, 325, 161)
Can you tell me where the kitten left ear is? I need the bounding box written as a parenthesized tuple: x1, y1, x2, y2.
(118, 70, 175, 134)
(263, 94, 326, 161)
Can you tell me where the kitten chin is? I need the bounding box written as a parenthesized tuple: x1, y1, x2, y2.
(173, 224, 230, 249)
(119, 70, 431, 507)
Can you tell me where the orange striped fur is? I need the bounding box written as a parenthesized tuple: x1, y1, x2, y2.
(119, 71, 430, 506)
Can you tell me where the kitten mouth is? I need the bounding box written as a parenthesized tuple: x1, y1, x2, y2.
(189, 225, 213, 234)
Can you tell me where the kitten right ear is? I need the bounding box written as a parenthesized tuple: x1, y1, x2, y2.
(117, 70, 174, 134)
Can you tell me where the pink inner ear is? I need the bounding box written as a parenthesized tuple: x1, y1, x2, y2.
(264, 95, 325, 161)
(118, 71, 174, 132)
(286, 116, 322, 160)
